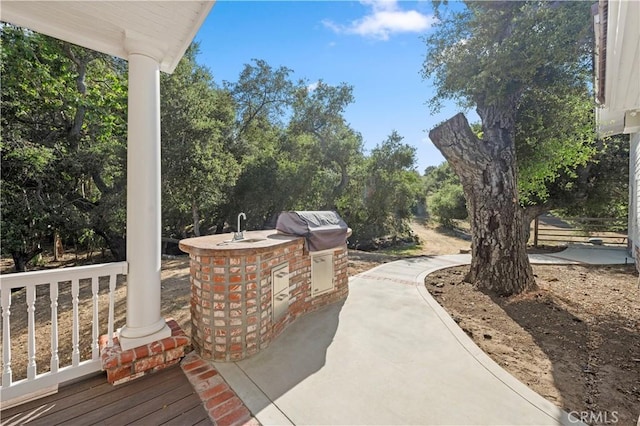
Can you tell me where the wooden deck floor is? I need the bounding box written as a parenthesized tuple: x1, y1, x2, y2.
(1, 365, 212, 425)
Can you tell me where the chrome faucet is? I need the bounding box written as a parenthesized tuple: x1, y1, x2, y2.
(234, 212, 246, 241)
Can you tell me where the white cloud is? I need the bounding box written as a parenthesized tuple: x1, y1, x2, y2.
(360, 0, 397, 12)
(323, 0, 436, 40)
(307, 81, 320, 92)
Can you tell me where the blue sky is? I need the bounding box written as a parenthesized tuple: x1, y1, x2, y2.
(195, 0, 473, 173)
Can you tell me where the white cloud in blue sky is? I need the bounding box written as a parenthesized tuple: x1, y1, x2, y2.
(323, 0, 436, 40)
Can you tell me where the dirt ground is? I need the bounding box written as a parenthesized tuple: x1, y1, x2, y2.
(3, 220, 639, 425)
(425, 265, 640, 426)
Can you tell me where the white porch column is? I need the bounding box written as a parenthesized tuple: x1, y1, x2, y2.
(118, 46, 170, 351)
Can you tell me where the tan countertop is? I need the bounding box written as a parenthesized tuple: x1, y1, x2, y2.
(179, 230, 303, 256)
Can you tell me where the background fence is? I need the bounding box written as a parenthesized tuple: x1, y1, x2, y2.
(532, 215, 628, 247)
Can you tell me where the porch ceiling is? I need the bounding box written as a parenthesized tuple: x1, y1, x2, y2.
(596, 0, 640, 135)
(1, 0, 215, 74)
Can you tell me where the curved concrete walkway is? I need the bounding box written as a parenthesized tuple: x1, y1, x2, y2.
(213, 246, 631, 425)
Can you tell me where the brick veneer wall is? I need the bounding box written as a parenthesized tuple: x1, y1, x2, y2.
(100, 318, 189, 385)
(189, 239, 349, 362)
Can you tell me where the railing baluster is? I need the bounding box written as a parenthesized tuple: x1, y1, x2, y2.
(50, 282, 59, 374)
(91, 277, 99, 360)
(26, 285, 36, 380)
(71, 278, 80, 366)
(0, 261, 127, 404)
(1, 286, 13, 386)
(108, 274, 116, 346)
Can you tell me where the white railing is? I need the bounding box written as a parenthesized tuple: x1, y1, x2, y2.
(0, 262, 127, 408)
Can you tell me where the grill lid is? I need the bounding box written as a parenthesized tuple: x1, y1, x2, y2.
(275, 211, 349, 251)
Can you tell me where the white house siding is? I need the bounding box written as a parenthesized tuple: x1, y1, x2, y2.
(630, 132, 640, 260)
(594, 0, 640, 261)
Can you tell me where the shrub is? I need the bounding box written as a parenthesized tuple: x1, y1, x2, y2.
(427, 183, 467, 227)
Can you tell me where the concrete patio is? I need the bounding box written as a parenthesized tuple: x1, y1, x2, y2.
(210, 246, 631, 425)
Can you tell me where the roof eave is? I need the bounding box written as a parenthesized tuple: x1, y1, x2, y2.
(162, 2, 215, 73)
(0, 1, 215, 74)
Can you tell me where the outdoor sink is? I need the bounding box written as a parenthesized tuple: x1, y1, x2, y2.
(214, 212, 269, 245)
(230, 238, 266, 243)
(217, 237, 267, 246)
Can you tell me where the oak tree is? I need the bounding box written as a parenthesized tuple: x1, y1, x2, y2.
(1, 25, 128, 270)
(423, 1, 593, 295)
(160, 44, 238, 237)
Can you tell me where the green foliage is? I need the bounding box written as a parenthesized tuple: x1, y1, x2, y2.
(345, 131, 421, 243)
(224, 59, 295, 161)
(423, 162, 467, 226)
(427, 183, 467, 228)
(0, 141, 54, 268)
(160, 44, 239, 237)
(516, 87, 596, 205)
(221, 63, 365, 231)
(1, 24, 127, 270)
(553, 134, 629, 219)
(289, 81, 362, 205)
(423, 161, 461, 195)
(423, 1, 593, 113)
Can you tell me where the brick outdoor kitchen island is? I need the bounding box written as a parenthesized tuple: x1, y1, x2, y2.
(179, 229, 349, 362)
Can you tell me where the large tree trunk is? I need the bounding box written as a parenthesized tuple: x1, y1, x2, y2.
(429, 113, 536, 295)
(11, 246, 43, 273)
(53, 231, 64, 261)
(192, 199, 201, 237)
(95, 230, 126, 261)
(331, 161, 349, 203)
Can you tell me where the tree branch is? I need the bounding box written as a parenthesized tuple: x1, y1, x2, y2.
(91, 171, 110, 195)
(429, 113, 488, 180)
